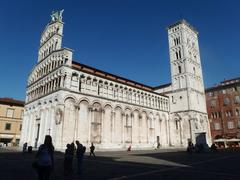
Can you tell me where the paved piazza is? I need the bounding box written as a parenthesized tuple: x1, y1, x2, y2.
(1, 148, 240, 180)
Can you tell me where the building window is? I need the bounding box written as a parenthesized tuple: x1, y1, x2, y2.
(218, 112, 222, 118)
(5, 123, 11, 130)
(236, 109, 240, 116)
(214, 122, 221, 130)
(227, 121, 234, 129)
(210, 100, 216, 107)
(6, 109, 14, 118)
(235, 96, 240, 104)
(208, 92, 214, 97)
(237, 121, 240, 129)
(175, 120, 179, 130)
(223, 97, 230, 105)
(20, 124, 22, 131)
(21, 110, 24, 119)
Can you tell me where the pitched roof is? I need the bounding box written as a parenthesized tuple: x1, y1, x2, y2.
(0, 98, 25, 107)
(72, 61, 168, 97)
(153, 83, 171, 90)
(72, 61, 153, 91)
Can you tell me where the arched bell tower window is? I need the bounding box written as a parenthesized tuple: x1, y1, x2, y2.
(176, 52, 178, 59)
(179, 50, 181, 59)
(178, 66, 182, 73)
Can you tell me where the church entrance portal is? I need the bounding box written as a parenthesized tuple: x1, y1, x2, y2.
(195, 132, 206, 145)
(34, 122, 40, 148)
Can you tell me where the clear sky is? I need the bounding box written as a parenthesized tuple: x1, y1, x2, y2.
(0, 0, 239, 101)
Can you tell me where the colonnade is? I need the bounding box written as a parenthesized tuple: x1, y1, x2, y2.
(21, 97, 171, 150)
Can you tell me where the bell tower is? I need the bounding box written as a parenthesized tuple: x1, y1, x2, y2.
(162, 20, 212, 147)
(38, 10, 64, 62)
(167, 20, 206, 113)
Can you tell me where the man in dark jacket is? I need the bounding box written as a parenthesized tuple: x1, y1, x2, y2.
(76, 141, 86, 175)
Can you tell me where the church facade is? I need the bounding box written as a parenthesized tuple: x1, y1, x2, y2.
(20, 11, 211, 150)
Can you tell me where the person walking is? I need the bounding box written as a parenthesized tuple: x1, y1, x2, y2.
(22, 142, 28, 154)
(64, 144, 74, 176)
(76, 141, 86, 175)
(35, 135, 54, 180)
(90, 142, 96, 157)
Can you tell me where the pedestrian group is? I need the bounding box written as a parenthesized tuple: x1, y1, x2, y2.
(27, 135, 96, 180)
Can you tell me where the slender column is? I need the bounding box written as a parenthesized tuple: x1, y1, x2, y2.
(27, 113, 33, 143)
(168, 118, 172, 146)
(74, 105, 80, 141)
(88, 107, 93, 143)
(159, 120, 162, 146)
(60, 75, 64, 88)
(138, 114, 141, 143)
(111, 111, 115, 143)
(130, 113, 133, 143)
(179, 120, 183, 145)
(21, 112, 28, 144)
(49, 107, 54, 136)
(122, 113, 125, 144)
(101, 109, 105, 144)
(147, 116, 149, 143)
(189, 119, 193, 142)
(37, 109, 45, 145)
(153, 117, 156, 144)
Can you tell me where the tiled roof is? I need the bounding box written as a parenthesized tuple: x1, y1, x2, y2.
(72, 61, 168, 97)
(205, 77, 240, 92)
(72, 61, 153, 91)
(0, 98, 25, 107)
(153, 83, 171, 90)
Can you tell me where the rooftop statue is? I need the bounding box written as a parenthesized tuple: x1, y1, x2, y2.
(51, 9, 64, 22)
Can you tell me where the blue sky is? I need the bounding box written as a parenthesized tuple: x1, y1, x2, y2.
(0, 0, 239, 100)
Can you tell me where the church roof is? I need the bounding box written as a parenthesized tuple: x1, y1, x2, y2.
(72, 61, 168, 97)
(153, 83, 171, 90)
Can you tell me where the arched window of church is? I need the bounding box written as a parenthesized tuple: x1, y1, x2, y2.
(175, 120, 178, 130)
(193, 67, 196, 75)
(178, 66, 182, 73)
(178, 37, 180, 44)
(55, 41, 58, 50)
(175, 52, 178, 59)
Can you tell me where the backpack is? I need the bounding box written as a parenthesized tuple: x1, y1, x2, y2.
(38, 146, 52, 166)
(82, 146, 86, 154)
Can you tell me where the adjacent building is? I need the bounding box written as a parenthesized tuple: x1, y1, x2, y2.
(206, 77, 240, 146)
(20, 11, 211, 150)
(0, 98, 24, 146)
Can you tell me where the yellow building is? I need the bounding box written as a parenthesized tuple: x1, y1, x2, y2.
(0, 98, 24, 146)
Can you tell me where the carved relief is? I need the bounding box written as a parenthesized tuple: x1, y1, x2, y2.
(55, 108, 63, 125)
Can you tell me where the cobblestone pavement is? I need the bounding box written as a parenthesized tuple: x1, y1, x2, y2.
(1, 147, 240, 180)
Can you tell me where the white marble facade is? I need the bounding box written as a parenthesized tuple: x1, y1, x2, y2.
(20, 11, 211, 150)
